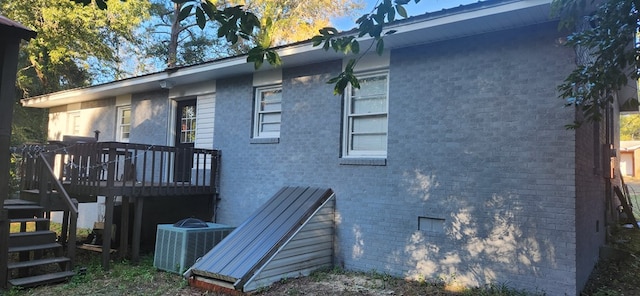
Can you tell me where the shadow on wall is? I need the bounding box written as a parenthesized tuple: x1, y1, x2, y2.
(394, 168, 560, 291)
(337, 164, 569, 293)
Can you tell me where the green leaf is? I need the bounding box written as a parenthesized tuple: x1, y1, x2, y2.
(334, 77, 349, 95)
(247, 47, 265, 69)
(331, 40, 339, 52)
(228, 32, 238, 44)
(376, 38, 385, 55)
(239, 17, 257, 38)
(327, 75, 342, 84)
(358, 18, 373, 37)
(345, 58, 357, 72)
(311, 35, 324, 47)
(172, 0, 190, 3)
(265, 50, 282, 67)
(178, 5, 193, 22)
(370, 24, 383, 38)
(348, 73, 360, 89)
(196, 7, 206, 29)
(202, 1, 218, 19)
(217, 24, 228, 38)
(96, 0, 107, 10)
(323, 40, 330, 51)
(396, 5, 408, 18)
(350, 40, 360, 54)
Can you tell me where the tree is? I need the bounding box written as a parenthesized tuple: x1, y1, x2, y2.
(1, 0, 151, 96)
(228, 0, 363, 46)
(69, 0, 420, 93)
(1, 0, 150, 145)
(553, 0, 639, 127)
(142, 0, 231, 68)
(62, 0, 640, 125)
(176, 0, 418, 92)
(621, 114, 640, 141)
(141, 0, 362, 69)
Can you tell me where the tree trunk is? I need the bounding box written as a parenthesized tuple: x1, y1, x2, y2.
(167, 2, 181, 68)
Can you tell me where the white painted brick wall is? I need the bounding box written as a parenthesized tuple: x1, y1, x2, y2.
(211, 23, 595, 295)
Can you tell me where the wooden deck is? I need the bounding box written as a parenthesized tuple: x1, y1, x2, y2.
(15, 141, 221, 269)
(20, 141, 220, 200)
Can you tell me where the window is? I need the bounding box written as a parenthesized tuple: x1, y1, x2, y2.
(343, 71, 388, 158)
(180, 104, 196, 144)
(117, 106, 131, 142)
(254, 85, 282, 139)
(68, 112, 81, 135)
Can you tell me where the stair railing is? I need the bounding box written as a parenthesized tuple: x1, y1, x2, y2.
(38, 151, 77, 268)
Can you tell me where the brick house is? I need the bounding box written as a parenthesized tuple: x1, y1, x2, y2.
(620, 141, 640, 177)
(20, 0, 635, 294)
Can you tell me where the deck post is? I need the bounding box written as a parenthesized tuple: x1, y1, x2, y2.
(60, 210, 69, 244)
(119, 195, 130, 259)
(0, 210, 8, 288)
(132, 196, 143, 264)
(102, 195, 114, 270)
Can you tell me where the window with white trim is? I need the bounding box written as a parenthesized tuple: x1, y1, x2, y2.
(68, 112, 81, 135)
(253, 85, 282, 139)
(117, 105, 131, 142)
(343, 71, 388, 158)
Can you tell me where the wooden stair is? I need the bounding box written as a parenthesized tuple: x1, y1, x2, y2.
(4, 199, 74, 288)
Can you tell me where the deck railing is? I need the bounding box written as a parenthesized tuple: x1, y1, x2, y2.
(17, 141, 220, 199)
(63, 142, 220, 197)
(38, 152, 78, 266)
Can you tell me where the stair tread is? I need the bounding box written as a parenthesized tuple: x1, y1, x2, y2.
(7, 257, 70, 270)
(9, 270, 75, 287)
(10, 217, 50, 223)
(3, 205, 44, 211)
(21, 189, 59, 194)
(10, 230, 55, 237)
(3, 199, 38, 206)
(8, 242, 62, 253)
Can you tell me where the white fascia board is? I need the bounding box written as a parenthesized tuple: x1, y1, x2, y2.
(21, 0, 552, 109)
(385, 0, 553, 33)
(20, 71, 169, 108)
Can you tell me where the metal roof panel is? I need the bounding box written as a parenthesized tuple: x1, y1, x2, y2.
(188, 186, 334, 289)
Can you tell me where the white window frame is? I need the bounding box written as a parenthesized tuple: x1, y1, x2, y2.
(342, 71, 389, 158)
(68, 111, 81, 135)
(116, 105, 131, 142)
(253, 85, 282, 139)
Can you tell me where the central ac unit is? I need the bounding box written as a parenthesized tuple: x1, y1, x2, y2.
(153, 222, 234, 274)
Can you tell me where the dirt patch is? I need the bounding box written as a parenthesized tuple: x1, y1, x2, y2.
(9, 228, 640, 296)
(257, 273, 399, 296)
(581, 228, 640, 296)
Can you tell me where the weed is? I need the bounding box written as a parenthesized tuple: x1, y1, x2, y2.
(3, 286, 25, 296)
(591, 287, 622, 296)
(463, 283, 546, 296)
(285, 287, 300, 296)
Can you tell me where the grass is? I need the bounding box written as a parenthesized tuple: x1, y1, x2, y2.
(3, 253, 192, 296)
(581, 226, 640, 296)
(3, 225, 640, 295)
(0, 250, 547, 296)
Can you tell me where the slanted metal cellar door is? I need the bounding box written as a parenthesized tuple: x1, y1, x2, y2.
(174, 99, 196, 182)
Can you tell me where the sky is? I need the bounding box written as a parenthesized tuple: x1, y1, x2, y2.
(332, 0, 480, 30)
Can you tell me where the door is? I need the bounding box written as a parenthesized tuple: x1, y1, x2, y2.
(175, 99, 196, 182)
